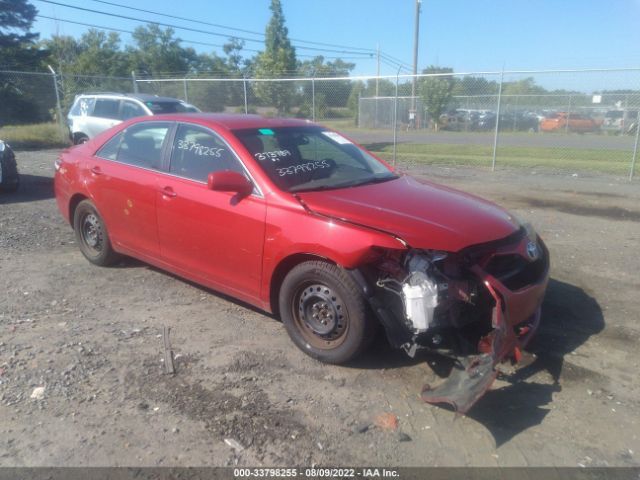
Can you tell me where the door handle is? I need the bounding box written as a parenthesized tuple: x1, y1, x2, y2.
(160, 187, 177, 198)
(90, 166, 102, 175)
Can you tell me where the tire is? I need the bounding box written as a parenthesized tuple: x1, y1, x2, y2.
(0, 150, 20, 193)
(73, 199, 119, 266)
(74, 133, 89, 145)
(278, 260, 374, 364)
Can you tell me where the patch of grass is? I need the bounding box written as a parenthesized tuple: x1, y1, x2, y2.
(366, 143, 633, 175)
(0, 123, 69, 150)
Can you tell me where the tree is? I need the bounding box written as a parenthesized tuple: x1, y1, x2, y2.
(253, 0, 297, 115)
(127, 24, 197, 77)
(298, 56, 355, 112)
(419, 66, 455, 130)
(74, 30, 129, 77)
(0, 0, 50, 123)
(0, 0, 38, 55)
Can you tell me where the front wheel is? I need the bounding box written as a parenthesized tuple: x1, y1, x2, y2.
(279, 261, 374, 364)
(73, 199, 119, 266)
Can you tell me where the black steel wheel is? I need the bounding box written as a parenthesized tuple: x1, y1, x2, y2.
(279, 260, 374, 364)
(73, 199, 119, 266)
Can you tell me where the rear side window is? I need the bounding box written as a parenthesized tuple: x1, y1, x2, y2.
(93, 99, 121, 120)
(170, 124, 242, 182)
(117, 122, 172, 169)
(96, 132, 123, 160)
(145, 101, 189, 114)
(121, 101, 147, 120)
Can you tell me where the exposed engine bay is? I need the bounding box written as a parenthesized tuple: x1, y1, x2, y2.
(353, 225, 549, 413)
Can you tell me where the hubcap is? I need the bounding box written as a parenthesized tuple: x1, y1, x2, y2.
(294, 283, 347, 349)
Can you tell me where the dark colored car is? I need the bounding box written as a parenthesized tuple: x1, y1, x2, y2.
(54, 114, 549, 412)
(477, 111, 540, 132)
(0, 140, 19, 193)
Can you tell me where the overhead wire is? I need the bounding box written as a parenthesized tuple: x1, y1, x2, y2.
(36, 15, 375, 61)
(86, 0, 376, 54)
(34, 0, 379, 57)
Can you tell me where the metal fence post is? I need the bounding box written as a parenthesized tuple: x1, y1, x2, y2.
(243, 76, 248, 114)
(183, 78, 189, 103)
(47, 65, 66, 143)
(491, 70, 504, 171)
(311, 70, 316, 122)
(131, 71, 138, 93)
(565, 94, 572, 134)
(393, 68, 401, 166)
(630, 111, 640, 181)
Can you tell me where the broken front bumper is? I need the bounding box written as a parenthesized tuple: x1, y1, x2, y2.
(421, 237, 549, 414)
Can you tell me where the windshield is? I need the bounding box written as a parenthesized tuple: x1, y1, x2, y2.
(233, 127, 397, 192)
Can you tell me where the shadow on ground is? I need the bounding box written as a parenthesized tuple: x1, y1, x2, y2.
(100, 252, 605, 447)
(467, 278, 604, 446)
(0, 174, 53, 204)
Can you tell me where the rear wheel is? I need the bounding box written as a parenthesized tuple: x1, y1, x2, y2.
(73, 200, 119, 266)
(279, 261, 374, 364)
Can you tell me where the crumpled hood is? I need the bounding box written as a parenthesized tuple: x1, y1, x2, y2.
(296, 175, 520, 251)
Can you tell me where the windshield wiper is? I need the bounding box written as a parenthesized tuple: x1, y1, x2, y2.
(289, 175, 398, 193)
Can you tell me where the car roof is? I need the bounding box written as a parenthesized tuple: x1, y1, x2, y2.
(77, 92, 186, 103)
(130, 113, 316, 130)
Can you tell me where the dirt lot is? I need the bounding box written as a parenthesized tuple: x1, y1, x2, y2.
(1, 150, 639, 467)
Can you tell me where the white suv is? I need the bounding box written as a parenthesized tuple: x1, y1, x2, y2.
(67, 93, 200, 144)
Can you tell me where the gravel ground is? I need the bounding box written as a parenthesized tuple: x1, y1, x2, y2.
(0, 150, 639, 467)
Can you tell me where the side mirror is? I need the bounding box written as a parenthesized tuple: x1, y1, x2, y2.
(207, 171, 253, 197)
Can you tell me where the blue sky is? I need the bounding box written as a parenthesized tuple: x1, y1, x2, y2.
(32, 0, 640, 77)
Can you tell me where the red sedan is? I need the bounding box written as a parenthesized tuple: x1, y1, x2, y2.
(54, 114, 549, 413)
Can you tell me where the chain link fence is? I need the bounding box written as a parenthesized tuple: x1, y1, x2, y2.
(2, 67, 640, 180)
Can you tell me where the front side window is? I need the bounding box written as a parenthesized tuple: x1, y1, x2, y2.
(93, 99, 121, 119)
(116, 122, 171, 169)
(233, 127, 396, 192)
(170, 124, 243, 182)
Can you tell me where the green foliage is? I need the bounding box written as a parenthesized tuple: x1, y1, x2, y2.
(253, 0, 297, 114)
(0, 0, 39, 54)
(299, 56, 355, 108)
(367, 142, 632, 175)
(0, 123, 68, 149)
(418, 66, 455, 129)
(0, 0, 50, 123)
(128, 25, 198, 77)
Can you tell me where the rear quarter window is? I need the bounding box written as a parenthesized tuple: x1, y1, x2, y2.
(69, 97, 96, 116)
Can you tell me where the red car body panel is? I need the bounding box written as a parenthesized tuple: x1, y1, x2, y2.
(296, 175, 520, 252)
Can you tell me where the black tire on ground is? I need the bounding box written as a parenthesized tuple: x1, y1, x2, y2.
(73, 199, 119, 266)
(278, 260, 374, 364)
(74, 133, 89, 145)
(0, 150, 20, 193)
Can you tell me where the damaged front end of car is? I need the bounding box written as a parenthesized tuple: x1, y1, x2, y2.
(352, 224, 549, 414)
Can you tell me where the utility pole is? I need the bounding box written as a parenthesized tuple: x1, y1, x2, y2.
(375, 43, 380, 129)
(376, 43, 380, 97)
(410, 0, 422, 129)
